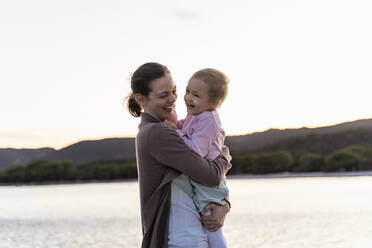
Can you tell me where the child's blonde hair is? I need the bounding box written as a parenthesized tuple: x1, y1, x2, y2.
(191, 68, 229, 108)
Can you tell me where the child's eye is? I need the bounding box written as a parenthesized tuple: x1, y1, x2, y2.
(193, 94, 199, 98)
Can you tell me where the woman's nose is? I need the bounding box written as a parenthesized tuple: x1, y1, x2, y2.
(169, 93, 177, 102)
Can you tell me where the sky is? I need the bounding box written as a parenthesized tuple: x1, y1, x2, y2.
(1, 0, 371, 149)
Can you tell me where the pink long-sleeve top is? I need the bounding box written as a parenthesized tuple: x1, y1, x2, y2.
(176, 110, 225, 160)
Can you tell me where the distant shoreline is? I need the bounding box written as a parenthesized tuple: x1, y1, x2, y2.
(227, 170, 372, 180)
(0, 178, 137, 187)
(1, 171, 372, 187)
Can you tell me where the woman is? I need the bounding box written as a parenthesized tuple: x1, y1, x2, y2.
(126, 62, 231, 248)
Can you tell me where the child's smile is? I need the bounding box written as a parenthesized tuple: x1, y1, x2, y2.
(184, 78, 216, 115)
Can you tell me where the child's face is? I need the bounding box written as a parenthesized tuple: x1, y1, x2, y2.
(184, 78, 215, 115)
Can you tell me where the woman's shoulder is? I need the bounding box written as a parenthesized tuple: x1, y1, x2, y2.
(141, 122, 179, 141)
(138, 122, 188, 153)
(141, 122, 167, 134)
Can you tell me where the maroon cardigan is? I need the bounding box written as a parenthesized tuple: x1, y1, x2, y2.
(136, 112, 231, 248)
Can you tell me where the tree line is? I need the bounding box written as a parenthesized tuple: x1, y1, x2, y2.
(228, 145, 372, 175)
(1, 145, 372, 184)
(0, 160, 137, 184)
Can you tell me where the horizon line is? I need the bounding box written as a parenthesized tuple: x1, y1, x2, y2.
(1, 117, 371, 150)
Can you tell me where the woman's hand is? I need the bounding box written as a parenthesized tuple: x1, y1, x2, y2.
(201, 203, 230, 232)
(221, 145, 232, 163)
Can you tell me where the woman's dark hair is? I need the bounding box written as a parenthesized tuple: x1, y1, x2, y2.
(126, 62, 170, 117)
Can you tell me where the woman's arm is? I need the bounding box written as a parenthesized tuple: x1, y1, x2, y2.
(150, 124, 231, 187)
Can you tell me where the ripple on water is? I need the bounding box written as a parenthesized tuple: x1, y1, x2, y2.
(0, 217, 141, 248)
(1, 178, 372, 248)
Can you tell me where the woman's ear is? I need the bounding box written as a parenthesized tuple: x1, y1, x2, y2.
(135, 93, 146, 107)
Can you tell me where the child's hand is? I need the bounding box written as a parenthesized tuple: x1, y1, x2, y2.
(164, 120, 178, 130)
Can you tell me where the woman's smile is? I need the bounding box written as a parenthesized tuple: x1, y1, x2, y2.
(163, 105, 175, 112)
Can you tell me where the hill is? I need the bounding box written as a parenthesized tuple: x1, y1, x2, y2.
(0, 118, 371, 169)
(44, 138, 135, 165)
(225, 118, 372, 154)
(0, 138, 135, 170)
(0, 148, 55, 170)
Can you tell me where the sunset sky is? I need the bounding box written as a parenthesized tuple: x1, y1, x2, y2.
(1, 0, 371, 149)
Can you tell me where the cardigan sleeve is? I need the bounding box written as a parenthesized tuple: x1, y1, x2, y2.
(149, 123, 231, 187)
(178, 112, 221, 158)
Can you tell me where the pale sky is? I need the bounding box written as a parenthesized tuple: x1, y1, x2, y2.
(1, 0, 371, 149)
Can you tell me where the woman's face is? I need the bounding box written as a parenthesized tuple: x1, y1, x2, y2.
(142, 73, 177, 122)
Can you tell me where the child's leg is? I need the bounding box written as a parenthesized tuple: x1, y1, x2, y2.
(203, 210, 227, 248)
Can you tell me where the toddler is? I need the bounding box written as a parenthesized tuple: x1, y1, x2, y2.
(166, 68, 230, 248)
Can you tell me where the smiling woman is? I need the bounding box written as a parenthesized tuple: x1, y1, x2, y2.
(126, 63, 176, 120)
(135, 73, 177, 122)
(125, 62, 231, 248)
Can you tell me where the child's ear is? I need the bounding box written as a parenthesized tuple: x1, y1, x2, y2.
(135, 93, 146, 107)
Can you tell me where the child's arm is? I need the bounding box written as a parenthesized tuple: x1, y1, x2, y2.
(166, 109, 185, 129)
(149, 123, 231, 187)
(180, 112, 221, 158)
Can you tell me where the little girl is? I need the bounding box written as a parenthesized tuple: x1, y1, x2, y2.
(166, 68, 230, 248)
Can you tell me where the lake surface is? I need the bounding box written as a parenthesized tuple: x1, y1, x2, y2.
(1, 175, 372, 248)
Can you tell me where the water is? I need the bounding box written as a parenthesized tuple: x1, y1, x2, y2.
(1, 175, 372, 248)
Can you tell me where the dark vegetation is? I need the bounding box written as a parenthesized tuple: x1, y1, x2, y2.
(228, 145, 372, 175)
(1, 144, 372, 184)
(0, 160, 137, 184)
(1, 119, 372, 184)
